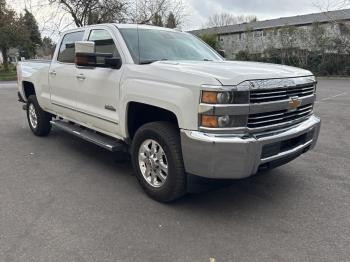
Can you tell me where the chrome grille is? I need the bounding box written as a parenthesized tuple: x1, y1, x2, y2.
(250, 84, 315, 103)
(248, 104, 313, 131)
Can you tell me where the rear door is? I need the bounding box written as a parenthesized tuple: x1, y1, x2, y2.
(49, 30, 85, 114)
(74, 28, 124, 134)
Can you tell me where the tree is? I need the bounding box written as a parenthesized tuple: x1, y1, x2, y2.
(152, 13, 163, 26)
(50, 0, 186, 28)
(313, 0, 350, 11)
(49, 0, 129, 27)
(166, 12, 176, 28)
(0, 0, 25, 71)
(198, 33, 220, 50)
(206, 12, 257, 28)
(19, 9, 42, 58)
(36, 36, 56, 58)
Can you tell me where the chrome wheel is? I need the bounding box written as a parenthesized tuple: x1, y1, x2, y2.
(138, 139, 168, 188)
(28, 103, 38, 129)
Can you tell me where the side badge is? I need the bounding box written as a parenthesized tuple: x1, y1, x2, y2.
(105, 105, 116, 112)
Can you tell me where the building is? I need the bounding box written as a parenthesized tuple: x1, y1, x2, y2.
(0, 48, 20, 65)
(190, 9, 350, 59)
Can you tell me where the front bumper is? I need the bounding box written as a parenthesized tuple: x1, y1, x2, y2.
(180, 115, 321, 179)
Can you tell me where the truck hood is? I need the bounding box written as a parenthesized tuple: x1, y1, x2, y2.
(153, 60, 313, 85)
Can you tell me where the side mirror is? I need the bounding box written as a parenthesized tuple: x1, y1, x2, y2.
(105, 57, 122, 69)
(75, 41, 122, 69)
(217, 49, 226, 58)
(75, 41, 96, 67)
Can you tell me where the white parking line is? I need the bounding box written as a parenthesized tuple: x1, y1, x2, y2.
(315, 92, 348, 103)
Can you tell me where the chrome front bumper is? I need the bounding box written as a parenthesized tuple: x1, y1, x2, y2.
(180, 115, 321, 179)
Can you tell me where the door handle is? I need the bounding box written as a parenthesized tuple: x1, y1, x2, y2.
(76, 74, 86, 80)
(49, 70, 56, 76)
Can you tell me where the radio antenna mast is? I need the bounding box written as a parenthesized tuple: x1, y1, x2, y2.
(136, 0, 141, 64)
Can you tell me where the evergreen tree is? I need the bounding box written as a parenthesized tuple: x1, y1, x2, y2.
(19, 9, 42, 58)
(0, 0, 24, 71)
(166, 12, 176, 29)
(152, 13, 163, 27)
(198, 33, 220, 50)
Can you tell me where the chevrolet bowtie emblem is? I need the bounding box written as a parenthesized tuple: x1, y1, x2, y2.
(289, 97, 302, 110)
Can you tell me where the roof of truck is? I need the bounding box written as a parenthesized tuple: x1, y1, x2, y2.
(62, 23, 181, 35)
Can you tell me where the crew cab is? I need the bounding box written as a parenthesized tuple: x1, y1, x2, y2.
(17, 24, 321, 202)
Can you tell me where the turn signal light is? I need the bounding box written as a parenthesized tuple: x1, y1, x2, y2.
(201, 115, 218, 128)
(201, 91, 218, 104)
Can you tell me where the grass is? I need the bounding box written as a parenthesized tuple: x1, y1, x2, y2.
(0, 64, 17, 81)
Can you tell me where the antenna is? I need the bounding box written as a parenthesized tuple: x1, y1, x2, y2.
(136, 0, 141, 64)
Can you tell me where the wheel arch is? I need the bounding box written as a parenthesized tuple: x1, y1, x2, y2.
(126, 102, 180, 140)
(22, 81, 36, 100)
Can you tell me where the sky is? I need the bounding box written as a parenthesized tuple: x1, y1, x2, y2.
(183, 0, 336, 30)
(8, 0, 348, 39)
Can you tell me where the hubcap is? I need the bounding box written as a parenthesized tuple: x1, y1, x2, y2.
(138, 139, 168, 188)
(28, 103, 38, 129)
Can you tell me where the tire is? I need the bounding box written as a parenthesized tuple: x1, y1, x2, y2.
(131, 122, 186, 202)
(26, 95, 52, 136)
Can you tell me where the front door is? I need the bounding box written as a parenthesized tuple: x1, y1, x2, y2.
(49, 30, 85, 115)
(74, 28, 123, 135)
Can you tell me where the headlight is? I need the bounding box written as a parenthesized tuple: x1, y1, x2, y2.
(201, 91, 248, 104)
(201, 115, 247, 128)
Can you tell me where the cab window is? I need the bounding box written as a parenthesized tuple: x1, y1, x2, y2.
(88, 29, 120, 60)
(57, 31, 85, 63)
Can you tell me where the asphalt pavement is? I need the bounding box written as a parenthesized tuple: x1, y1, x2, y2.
(0, 79, 349, 262)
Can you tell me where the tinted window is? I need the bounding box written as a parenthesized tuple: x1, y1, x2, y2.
(57, 31, 85, 63)
(88, 29, 120, 58)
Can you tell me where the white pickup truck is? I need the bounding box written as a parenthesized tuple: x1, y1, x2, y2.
(17, 24, 321, 202)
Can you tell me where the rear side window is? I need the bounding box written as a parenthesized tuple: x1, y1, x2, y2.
(57, 31, 85, 63)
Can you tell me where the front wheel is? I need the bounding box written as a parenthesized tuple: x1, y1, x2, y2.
(26, 95, 52, 136)
(131, 122, 186, 202)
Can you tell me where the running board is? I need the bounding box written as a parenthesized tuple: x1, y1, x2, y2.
(50, 120, 127, 152)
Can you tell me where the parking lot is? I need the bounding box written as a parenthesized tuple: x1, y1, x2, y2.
(0, 79, 349, 262)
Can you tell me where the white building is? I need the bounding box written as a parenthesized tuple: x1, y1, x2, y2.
(0, 48, 20, 65)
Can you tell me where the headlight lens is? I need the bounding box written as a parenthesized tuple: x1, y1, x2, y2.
(217, 92, 233, 104)
(202, 91, 233, 104)
(201, 91, 248, 104)
(201, 115, 247, 128)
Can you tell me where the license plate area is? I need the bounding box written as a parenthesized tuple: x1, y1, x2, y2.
(261, 129, 314, 159)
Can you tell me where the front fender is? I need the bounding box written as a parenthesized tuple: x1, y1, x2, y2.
(119, 78, 200, 138)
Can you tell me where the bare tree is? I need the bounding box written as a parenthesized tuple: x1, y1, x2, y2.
(8, 0, 76, 42)
(129, 0, 186, 27)
(48, 0, 129, 27)
(206, 12, 257, 28)
(314, 0, 350, 11)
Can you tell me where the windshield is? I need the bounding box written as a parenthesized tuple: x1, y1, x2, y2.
(118, 28, 223, 64)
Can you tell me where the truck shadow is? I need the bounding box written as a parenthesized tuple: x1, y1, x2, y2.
(180, 170, 292, 205)
(50, 129, 296, 210)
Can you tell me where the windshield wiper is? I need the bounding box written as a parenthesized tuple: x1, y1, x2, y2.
(203, 58, 213, 61)
(139, 59, 168, 65)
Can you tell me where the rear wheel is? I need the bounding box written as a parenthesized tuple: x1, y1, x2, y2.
(27, 95, 52, 136)
(131, 122, 186, 202)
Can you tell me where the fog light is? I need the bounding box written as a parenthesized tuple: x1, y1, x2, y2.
(201, 115, 248, 128)
(201, 115, 219, 128)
